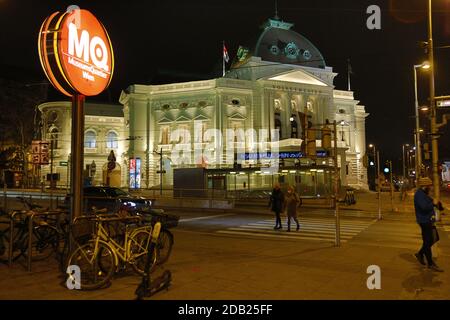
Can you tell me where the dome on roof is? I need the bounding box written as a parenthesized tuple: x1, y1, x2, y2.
(254, 18, 326, 69)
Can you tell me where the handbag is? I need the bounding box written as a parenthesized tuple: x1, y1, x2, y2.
(431, 225, 440, 245)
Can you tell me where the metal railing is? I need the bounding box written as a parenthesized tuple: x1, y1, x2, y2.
(6, 209, 65, 272)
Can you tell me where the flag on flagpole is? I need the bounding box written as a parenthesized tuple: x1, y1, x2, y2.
(223, 43, 229, 63)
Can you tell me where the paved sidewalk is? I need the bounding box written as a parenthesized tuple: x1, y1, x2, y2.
(0, 190, 449, 300)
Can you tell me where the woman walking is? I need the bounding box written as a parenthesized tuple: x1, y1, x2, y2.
(285, 186, 301, 232)
(269, 183, 284, 230)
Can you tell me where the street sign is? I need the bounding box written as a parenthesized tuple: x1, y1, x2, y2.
(31, 140, 50, 165)
(437, 100, 450, 108)
(59, 161, 68, 166)
(156, 170, 166, 174)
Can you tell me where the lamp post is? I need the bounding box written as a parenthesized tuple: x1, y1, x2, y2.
(369, 144, 382, 220)
(427, 0, 441, 221)
(402, 144, 409, 180)
(413, 61, 430, 183)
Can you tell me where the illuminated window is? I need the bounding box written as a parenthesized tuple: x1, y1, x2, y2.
(106, 131, 118, 149)
(84, 130, 96, 148)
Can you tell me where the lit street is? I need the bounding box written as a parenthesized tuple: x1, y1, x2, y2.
(1, 0, 450, 304)
(1, 190, 449, 299)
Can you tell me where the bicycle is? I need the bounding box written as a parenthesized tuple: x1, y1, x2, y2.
(66, 214, 157, 290)
(129, 208, 178, 265)
(0, 208, 61, 262)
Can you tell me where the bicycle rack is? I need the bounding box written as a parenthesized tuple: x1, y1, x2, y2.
(8, 210, 24, 267)
(27, 210, 64, 272)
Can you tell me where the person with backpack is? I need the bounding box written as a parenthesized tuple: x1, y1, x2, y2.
(269, 183, 285, 230)
(284, 185, 301, 232)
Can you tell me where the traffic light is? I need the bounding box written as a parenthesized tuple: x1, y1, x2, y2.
(384, 161, 390, 174)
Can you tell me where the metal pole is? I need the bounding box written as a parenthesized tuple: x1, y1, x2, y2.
(389, 160, 394, 211)
(50, 137, 54, 210)
(402, 145, 406, 179)
(160, 148, 163, 196)
(333, 121, 340, 247)
(428, 0, 440, 221)
(70, 94, 85, 222)
(414, 66, 422, 180)
(28, 213, 34, 272)
(377, 151, 382, 220)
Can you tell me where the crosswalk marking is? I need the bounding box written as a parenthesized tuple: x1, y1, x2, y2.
(216, 217, 376, 243)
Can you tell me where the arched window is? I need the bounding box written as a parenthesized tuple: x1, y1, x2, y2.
(106, 131, 118, 149)
(84, 130, 96, 148)
(49, 127, 59, 150)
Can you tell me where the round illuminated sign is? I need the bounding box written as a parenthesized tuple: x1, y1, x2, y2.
(38, 9, 114, 97)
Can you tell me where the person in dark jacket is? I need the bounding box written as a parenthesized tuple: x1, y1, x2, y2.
(269, 183, 284, 230)
(413, 177, 443, 272)
(284, 186, 301, 232)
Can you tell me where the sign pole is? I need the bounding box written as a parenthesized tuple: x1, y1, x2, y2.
(70, 93, 85, 223)
(333, 120, 340, 247)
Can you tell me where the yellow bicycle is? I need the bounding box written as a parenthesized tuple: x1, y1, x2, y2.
(67, 214, 156, 290)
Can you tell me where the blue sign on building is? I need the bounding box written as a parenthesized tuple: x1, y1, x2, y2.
(237, 151, 327, 161)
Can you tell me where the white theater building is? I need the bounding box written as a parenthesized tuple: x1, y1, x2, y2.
(119, 17, 369, 195)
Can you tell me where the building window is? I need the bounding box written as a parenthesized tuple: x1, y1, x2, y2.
(49, 127, 59, 150)
(84, 130, 96, 148)
(106, 131, 118, 149)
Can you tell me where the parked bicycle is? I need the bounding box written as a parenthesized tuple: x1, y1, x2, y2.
(0, 197, 69, 264)
(67, 213, 157, 290)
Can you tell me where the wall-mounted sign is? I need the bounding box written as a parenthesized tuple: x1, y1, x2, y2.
(38, 8, 114, 97)
(129, 158, 141, 189)
(437, 100, 450, 108)
(31, 140, 50, 165)
(237, 151, 328, 161)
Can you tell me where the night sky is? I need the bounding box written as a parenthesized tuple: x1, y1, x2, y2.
(1, 0, 449, 171)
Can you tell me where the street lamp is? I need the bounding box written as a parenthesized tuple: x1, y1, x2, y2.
(427, 0, 441, 220)
(413, 61, 430, 182)
(369, 144, 382, 220)
(402, 144, 409, 179)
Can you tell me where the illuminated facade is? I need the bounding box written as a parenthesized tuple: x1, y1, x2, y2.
(38, 102, 126, 187)
(119, 17, 369, 194)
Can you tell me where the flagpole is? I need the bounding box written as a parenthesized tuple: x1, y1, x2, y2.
(223, 40, 225, 77)
(347, 58, 351, 91)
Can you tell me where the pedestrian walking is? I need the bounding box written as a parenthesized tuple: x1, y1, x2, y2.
(400, 178, 409, 201)
(284, 186, 301, 232)
(413, 177, 443, 272)
(269, 183, 284, 230)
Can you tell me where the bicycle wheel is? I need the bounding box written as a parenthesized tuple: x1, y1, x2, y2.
(156, 229, 174, 265)
(1, 226, 26, 261)
(28, 225, 59, 261)
(129, 229, 157, 275)
(67, 241, 115, 290)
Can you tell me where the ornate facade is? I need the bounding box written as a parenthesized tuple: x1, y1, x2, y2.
(38, 102, 127, 188)
(119, 17, 369, 194)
